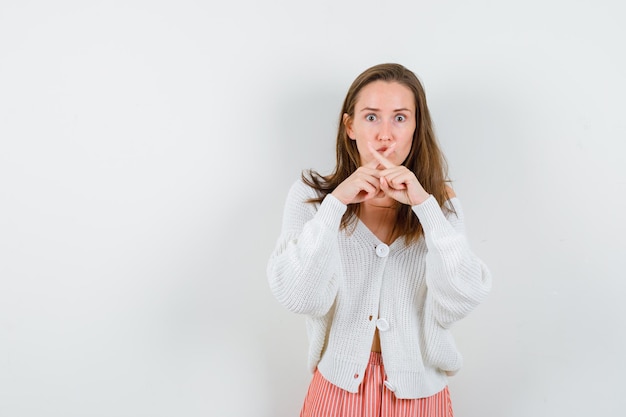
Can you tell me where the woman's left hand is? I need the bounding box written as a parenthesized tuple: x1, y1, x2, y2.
(367, 142, 430, 206)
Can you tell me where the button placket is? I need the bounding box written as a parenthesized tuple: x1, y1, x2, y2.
(376, 318, 390, 331)
(375, 243, 390, 258)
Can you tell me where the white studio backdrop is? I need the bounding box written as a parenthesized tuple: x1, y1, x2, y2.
(1, 1, 625, 416)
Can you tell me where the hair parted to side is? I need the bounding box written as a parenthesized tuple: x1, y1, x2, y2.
(302, 63, 452, 243)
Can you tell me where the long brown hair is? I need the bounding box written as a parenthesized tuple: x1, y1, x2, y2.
(303, 63, 452, 243)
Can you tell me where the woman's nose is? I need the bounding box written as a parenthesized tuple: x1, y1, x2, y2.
(378, 122, 392, 141)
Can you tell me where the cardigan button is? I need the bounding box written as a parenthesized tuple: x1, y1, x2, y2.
(375, 244, 389, 257)
(384, 380, 396, 392)
(376, 318, 390, 331)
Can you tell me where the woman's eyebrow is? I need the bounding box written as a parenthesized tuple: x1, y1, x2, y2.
(359, 107, 413, 113)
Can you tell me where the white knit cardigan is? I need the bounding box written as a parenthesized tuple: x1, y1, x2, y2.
(267, 179, 492, 399)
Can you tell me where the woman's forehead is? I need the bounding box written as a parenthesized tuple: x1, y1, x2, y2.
(355, 81, 415, 111)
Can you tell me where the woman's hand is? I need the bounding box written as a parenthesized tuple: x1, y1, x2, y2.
(367, 142, 430, 206)
(331, 148, 394, 205)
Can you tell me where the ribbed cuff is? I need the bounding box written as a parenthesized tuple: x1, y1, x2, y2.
(316, 193, 347, 232)
(411, 195, 452, 237)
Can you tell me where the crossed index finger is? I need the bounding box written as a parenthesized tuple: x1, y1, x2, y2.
(367, 142, 396, 169)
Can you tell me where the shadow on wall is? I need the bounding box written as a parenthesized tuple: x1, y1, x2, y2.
(255, 83, 350, 415)
(145, 82, 347, 416)
(268, 81, 345, 187)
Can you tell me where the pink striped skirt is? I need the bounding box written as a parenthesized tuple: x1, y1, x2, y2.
(300, 352, 453, 417)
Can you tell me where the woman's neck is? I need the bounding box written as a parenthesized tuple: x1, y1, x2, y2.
(358, 198, 400, 244)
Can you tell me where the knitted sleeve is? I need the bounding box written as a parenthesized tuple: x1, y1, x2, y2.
(412, 196, 492, 328)
(267, 180, 347, 316)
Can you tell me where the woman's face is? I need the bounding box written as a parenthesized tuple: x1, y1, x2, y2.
(344, 80, 417, 167)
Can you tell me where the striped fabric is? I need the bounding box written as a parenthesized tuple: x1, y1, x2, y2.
(300, 352, 453, 417)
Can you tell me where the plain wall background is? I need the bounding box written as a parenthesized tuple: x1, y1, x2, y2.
(1, 1, 625, 416)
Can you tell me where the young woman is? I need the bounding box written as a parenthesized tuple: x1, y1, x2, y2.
(267, 63, 491, 417)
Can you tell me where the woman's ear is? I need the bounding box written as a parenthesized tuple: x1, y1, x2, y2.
(343, 113, 355, 140)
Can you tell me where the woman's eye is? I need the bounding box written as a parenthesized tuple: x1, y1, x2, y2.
(396, 115, 406, 122)
(366, 114, 377, 122)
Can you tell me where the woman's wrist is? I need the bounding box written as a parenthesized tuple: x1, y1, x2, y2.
(409, 189, 431, 206)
